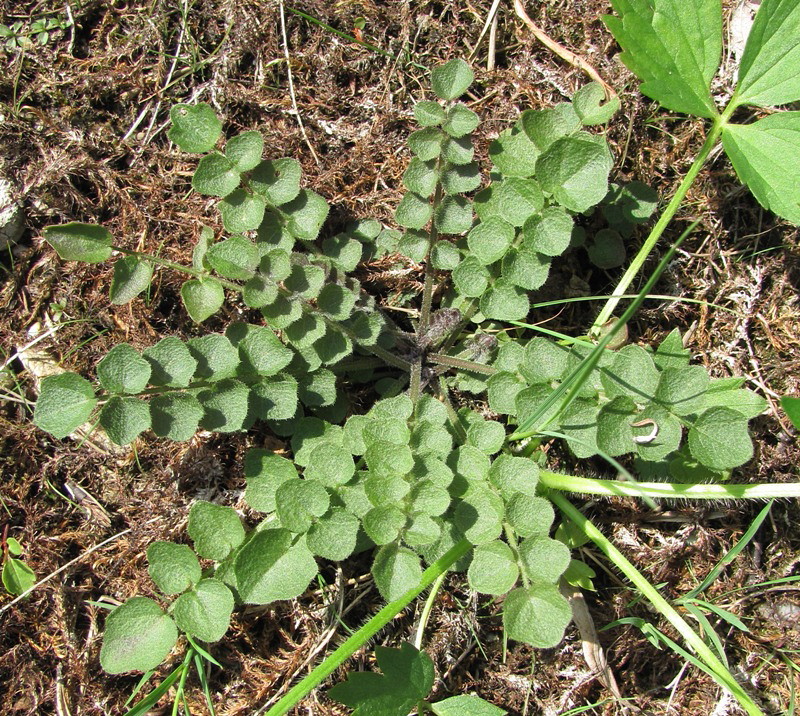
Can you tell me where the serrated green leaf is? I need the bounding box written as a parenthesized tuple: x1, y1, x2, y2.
(261, 294, 303, 329)
(150, 393, 204, 441)
(431, 694, 506, 716)
(521, 104, 581, 150)
(250, 158, 302, 206)
(442, 103, 479, 137)
(721, 113, 800, 224)
(503, 584, 572, 647)
(518, 535, 571, 583)
(284, 261, 326, 299)
(43, 222, 113, 263)
(306, 508, 360, 561)
(734, 0, 800, 108)
(537, 134, 612, 213)
(440, 162, 481, 195)
(180, 278, 225, 323)
(219, 190, 267, 233)
(109, 256, 153, 304)
(466, 216, 515, 265)
(168, 103, 222, 153)
(97, 344, 152, 395)
(198, 378, 250, 432)
(317, 283, 357, 321)
(192, 153, 240, 197)
(500, 247, 551, 291)
(146, 541, 201, 595)
(187, 334, 239, 381)
(283, 189, 330, 240)
(480, 278, 529, 321)
(2, 558, 35, 595)
(434, 195, 473, 234)
(34, 373, 97, 439)
(431, 58, 474, 100)
(172, 578, 234, 642)
(372, 544, 423, 601)
(234, 528, 318, 604)
(242, 273, 278, 308)
(688, 406, 754, 470)
(414, 100, 446, 127)
(403, 157, 439, 197)
(573, 82, 621, 125)
(225, 130, 263, 171)
(468, 540, 519, 595)
(408, 128, 445, 161)
(523, 206, 573, 257)
(100, 396, 151, 445)
(474, 178, 544, 227)
(618, 180, 659, 223)
(249, 374, 298, 421)
(489, 126, 540, 177)
(395, 192, 433, 230)
(329, 643, 435, 716)
(313, 327, 354, 365)
(322, 233, 364, 272)
(603, 0, 721, 118)
(506, 494, 555, 538)
(226, 322, 293, 377)
(188, 501, 245, 561)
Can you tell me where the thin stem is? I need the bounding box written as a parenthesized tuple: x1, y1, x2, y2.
(540, 471, 800, 500)
(413, 572, 448, 649)
(113, 247, 242, 291)
(427, 352, 496, 375)
(551, 492, 764, 716)
(591, 120, 725, 335)
(264, 538, 472, 716)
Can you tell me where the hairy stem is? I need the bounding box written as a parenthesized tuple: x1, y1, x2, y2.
(427, 352, 496, 375)
(113, 247, 242, 291)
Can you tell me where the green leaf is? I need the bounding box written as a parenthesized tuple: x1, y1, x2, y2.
(572, 82, 621, 125)
(468, 540, 519, 595)
(285, 189, 331, 240)
(431, 58, 474, 100)
(403, 157, 439, 197)
(502, 584, 572, 647)
(487, 371, 526, 415)
(537, 134, 612, 213)
(306, 508, 360, 561)
(97, 344, 152, 394)
(635, 405, 683, 461)
(250, 158, 302, 206)
(193, 225, 213, 270)
(219, 189, 267, 233)
(363, 505, 406, 544)
(518, 536, 571, 583)
(521, 336, 570, 385)
(284, 262, 325, 299)
(242, 273, 278, 308)
(408, 127, 445, 161)
(249, 374, 299, 421)
(2, 558, 35, 595)
(442, 135, 475, 165)
(521, 104, 581, 150)
(372, 543, 423, 601)
(187, 500, 245, 561)
(225, 130, 264, 171)
(244, 449, 298, 512)
(275, 478, 330, 533)
(110, 256, 153, 304)
(146, 541, 201, 595)
(99, 597, 178, 674)
(434, 195, 473, 234)
(654, 329, 690, 370)
(721, 113, 800, 224)
(442, 103, 480, 138)
(6, 538, 22, 556)
(150, 393, 204, 441)
(322, 233, 364, 271)
(560, 396, 600, 458)
(480, 279, 529, 321)
(100, 396, 151, 445)
(234, 528, 318, 604)
(601, 344, 660, 402)
(440, 162, 481, 195)
(298, 368, 338, 407)
(780, 395, 800, 430)
(466, 216, 515, 265)
(455, 488, 504, 545)
(734, 0, 800, 108)
(168, 103, 222, 153)
(395, 192, 433, 229)
(489, 127, 539, 177)
(414, 100, 446, 127)
(505, 494, 555, 538)
(187, 334, 239, 381)
(523, 206, 574, 257)
(317, 283, 357, 321)
(305, 442, 355, 487)
(603, 0, 721, 118)
(688, 406, 754, 470)
(474, 178, 544, 227)
(398, 230, 429, 261)
(328, 643, 435, 716)
(466, 420, 506, 455)
(192, 153, 240, 197)
(488, 454, 539, 498)
(431, 694, 506, 716)
(226, 322, 293, 377)
(43, 223, 113, 263)
(587, 229, 626, 269)
(430, 240, 461, 270)
(654, 365, 709, 415)
(500, 247, 550, 291)
(181, 278, 225, 323)
(172, 578, 234, 642)
(198, 378, 250, 432)
(34, 373, 97, 439)
(596, 395, 638, 456)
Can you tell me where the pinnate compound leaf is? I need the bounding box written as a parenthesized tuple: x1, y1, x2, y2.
(100, 597, 178, 674)
(721, 113, 800, 225)
(414, 100, 446, 127)
(572, 82, 621, 125)
(219, 189, 267, 233)
(502, 584, 572, 648)
(225, 130, 264, 171)
(329, 642, 435, 716)
(43, 222, 113, 263)
(168, 103, 221, 153)
(181, 278, 225, 323)
(468, 540, 519, 595)
(34, 373, 97, 439)
(688, 406, 754, 470)
(97, 344, 151, 394)
(372, 544, 423, 602)
(146, 541, 201, 595)
(99, 396, 151, 445)
(188, 500, 245, 561)
(431, 58, 474, 100)
(431, 694, 506, 716)
(150, 393, 204, 441)
(734, 0, 800, 108)
(110, 256, 153, 304)
(250, 158, 302, 206)
(172, 578, 234, 642)
(2, 558, 35, 595)
(192, 153, 240, 197)
(603, 0, 721, 118)
(234, 528, 318, 604)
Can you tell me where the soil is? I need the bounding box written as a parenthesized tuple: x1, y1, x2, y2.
(0, 1, 798, 715)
